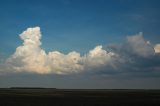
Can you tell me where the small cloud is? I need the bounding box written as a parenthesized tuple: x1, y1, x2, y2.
(126, 32, 155, 57)
(154, 44, 160, 53)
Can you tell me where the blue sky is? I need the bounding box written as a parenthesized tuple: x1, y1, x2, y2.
(1, 0, 160, 55)
(0, 0, 160, 88)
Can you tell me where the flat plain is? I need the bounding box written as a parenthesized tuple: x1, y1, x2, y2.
(0, 88, 160, 106)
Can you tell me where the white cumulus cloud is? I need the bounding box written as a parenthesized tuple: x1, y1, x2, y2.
(5, 27, 114, 74)
(154, 44, 160, 53)
(126, 32, 155, 57)
(1, 27, 160, 76)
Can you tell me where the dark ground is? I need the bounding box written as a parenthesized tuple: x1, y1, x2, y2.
(0, 88, 160, 106)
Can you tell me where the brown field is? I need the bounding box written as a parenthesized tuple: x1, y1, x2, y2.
(0, 88, 160, 106)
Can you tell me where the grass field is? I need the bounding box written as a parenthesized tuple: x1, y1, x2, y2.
(0, 88, 160, 106)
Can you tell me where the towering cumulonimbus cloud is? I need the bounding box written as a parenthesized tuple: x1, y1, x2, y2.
(6, 27, 114, 74)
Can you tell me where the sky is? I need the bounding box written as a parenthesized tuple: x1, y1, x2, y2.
(0, 0, 160, 89)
